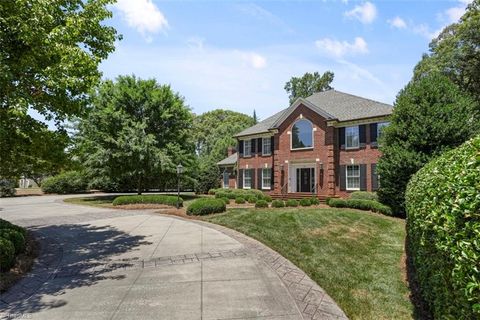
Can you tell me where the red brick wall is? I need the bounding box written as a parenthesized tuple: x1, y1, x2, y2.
(237, 145, 274, 191)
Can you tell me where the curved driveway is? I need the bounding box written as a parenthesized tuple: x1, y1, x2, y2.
(0, 195, 347, 320)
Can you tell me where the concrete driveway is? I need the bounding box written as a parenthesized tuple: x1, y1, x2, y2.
(0, 195, 347, 320)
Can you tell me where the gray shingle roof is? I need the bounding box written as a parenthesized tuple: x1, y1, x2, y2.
(234, 90, 392, 137)
(217, 153, 238, 166)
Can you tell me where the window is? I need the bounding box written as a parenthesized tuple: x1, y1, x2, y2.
(377, 122, 389, 138)
(244, 140, 251, 157)
(346, 126, 359, 149)
(243, 169, 252, 189)
(262, 138, 271, 155)
(291, 119, 313, 149)
(262, 168, 271, 189)
(346, 165, 360, 190)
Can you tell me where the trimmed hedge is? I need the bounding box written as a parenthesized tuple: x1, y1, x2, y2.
(350, 191, 378, 202)
(186, 198, 226, 216)
(246, 195, 257, 204)
(405, 136, 480, 319)
(255, 200, 268, 208)
(220, 197, 230, 205)
(0, 229, 25, 254)
(41, 171, 88, 194)
(310, 197, 320, 205)
(286, 199, 299, 207)
(112, 195, 182, 207)
(299, 199, 312, 207)
(272, 200, 285, 208)
(210, 188, 264, 200)
(263, 195, 272, 203)
(0, 219, 26, 237)
(235, 197, 245, 204)
(0, 179, 16, 197)
(328, 198, 393, 216)
(0, 238, 15, 271)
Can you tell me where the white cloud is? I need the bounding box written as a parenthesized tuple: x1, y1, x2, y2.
(315, 37, 368, 58)
(241, 52, 267, 69)
(388, 16, 407, 29)
(344, 2, 377, 24)
(186, 37, 205, 50)
(443, 0, 472, 23)
(115, 0, 168, 39)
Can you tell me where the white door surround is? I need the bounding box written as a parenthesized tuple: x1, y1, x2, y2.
(288, 162, 317, 193)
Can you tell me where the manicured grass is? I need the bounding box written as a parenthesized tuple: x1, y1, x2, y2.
(205, 207, 412, 320)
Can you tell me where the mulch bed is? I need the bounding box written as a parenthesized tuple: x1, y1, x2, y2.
(0, 232, 40, 293)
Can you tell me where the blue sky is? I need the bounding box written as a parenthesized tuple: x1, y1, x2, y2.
(98, 0, 471, 121)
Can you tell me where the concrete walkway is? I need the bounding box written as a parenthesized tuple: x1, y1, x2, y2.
(0, 195, 347, 320)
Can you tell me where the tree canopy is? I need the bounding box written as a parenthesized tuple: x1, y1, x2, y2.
(284, 71, 334, 104)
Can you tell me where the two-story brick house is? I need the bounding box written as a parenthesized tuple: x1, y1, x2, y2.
(217, 90, 392, 199)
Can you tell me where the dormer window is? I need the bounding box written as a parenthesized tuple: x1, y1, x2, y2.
(291, 119, 313, 150)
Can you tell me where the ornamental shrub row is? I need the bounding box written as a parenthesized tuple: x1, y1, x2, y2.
(41, 171, 88, 194)
(112, 195, 182, 207)
(328, 198, 392, 216)
(0, 218, 27, 271)
(255, 200, 268, 208)
(186, 198, 226, 216)
(349, 191, 378, 202)
(405, 136, 480, 319)
(211, 188, 269, 201)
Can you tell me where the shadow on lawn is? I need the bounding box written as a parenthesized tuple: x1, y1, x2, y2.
(2, 223, 151, 315)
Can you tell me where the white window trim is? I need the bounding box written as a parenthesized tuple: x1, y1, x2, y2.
(345, 126, 360, 150)
(243, 140, 252, 157)
(290, 119, 314, 151)
(346, 165, 360, 191)
(243, 169, 252, 189)
(261, 168, 271, 190)
(262, 137, 271, 156)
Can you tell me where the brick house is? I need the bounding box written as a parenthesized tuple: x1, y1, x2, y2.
(217, 90, 392, 199)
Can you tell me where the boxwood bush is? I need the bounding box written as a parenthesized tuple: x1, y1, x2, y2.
(41, 171, 88, 194)
(255, 200, 268, 208)
(0, 179, 16, 197)
(0, 229, 25, 254)
(246, 195, 257, 203)
(112, 195, 181, 207)
(235, 197, 245, 204)
(0, 238, 15, 271)
(286, 199, 299, 207)
(220, 197, 230, 205)
(350, 191, 378, 201)
(263, 195, 273, 203)
(328, 198, 392, 216)
(272, 200, 285, 208)
(186, 198, 226, 216)
(405, 136, 480, 319)
(299, 199, 312, 207)
(0, 219, 26, 237)
(310, 197, 320, 205)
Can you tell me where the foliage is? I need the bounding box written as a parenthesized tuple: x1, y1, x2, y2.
(220, 197, 230, 205)
(328, 198, 393, 216)
(0, 179, 16, 197)
(75, 75, 196, 194)
(414, 0, 480, 101)
(235, 197, 246, 204)
(286, 199, 299, 207)
(0, 229, 25, 254)
(299, 198, 312, 206)
(0, 219, 26, 237)
(350, 191, 378, 202)
(255, 200, 268, 208)
(263, 195, 272, 203)
(212, 188, 264, 200)
(186, 198, 226, 216)
(405, 136, 480, 319)
(310, 197, 320, 205)
(41, 171, 87, 194)
(271, 200, 285, 208)
(112, 195, 181, 207)
(195, 165, 220, 195)
(246, 195, 257, 203)
(0, 238, 15, 271)
(0, 0, 119, 178)
(377, 72, 479, 216)
(284, 71, 334, 104)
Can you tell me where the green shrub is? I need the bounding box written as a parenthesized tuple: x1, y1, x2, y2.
(255, 200, 268, 208)
(299, 199, 312, 207)
(263, 195, 273, 203)
(271, 200, 285, 208)
(0, 238, 15, 271)
(0, 179, 16, 197)
(310, 197, 320, 205)
(214, 191, 228, 199)
(0, 229, 25, 254)
(328, 198, 392, 216)
(220, 197, 230, 205)
(41, 171, 88, 194)
(112, 195, 181, 207)
(350, 191, 378, 201)
(325, 197, 332, 205)
(208, 189, 216, 195)
(405, 136, 480, 319)
(286, 199, 298, 207)
(235, 197, 245, 204)
(0, 219, 26, 237)
(186, 198, 226, 216)
(246, 195, 257, 203)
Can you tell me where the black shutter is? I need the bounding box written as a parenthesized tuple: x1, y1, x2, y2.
(359, 125, 366, 148)
(360, 164, 367, 191)
(340, 165, 346, 191)
(271, 136, 274, 153)
(239, 140, 244, 157)
(257, 168, 262, 190)
(370, 123, 378, 147)
(371, 164, 378, 191)
(238, 169, 243, 189)
(257, 138, 262, 155)
(339, 128, 345, 150)
(251, 139, 256, 155)
(270, 167, 274, 190)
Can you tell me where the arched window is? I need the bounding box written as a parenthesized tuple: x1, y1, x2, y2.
(291, 119, 313, 149)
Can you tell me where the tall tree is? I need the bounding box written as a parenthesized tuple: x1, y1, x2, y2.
(284, 71, 334, 104)
(0, 0, 120, 178)
(253, 109, 258, 124)
(377, 73, 479, 216)
(75, 76, 195, 194)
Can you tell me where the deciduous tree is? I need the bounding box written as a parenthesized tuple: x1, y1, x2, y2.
(284, 71, 334, 104)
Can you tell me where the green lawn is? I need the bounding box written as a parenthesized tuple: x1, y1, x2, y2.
(205, 207, 412, 320)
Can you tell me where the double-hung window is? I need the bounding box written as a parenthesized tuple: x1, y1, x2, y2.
(262, 138, 271, 155)
(262, 168, 271, 189)
(346, 126, 359, 149)
(346, 165, 360, 190)
(243, 169, 252, 189)
(244, 140, 251, 157)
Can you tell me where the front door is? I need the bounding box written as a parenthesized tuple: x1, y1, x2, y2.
(296, 168, 314, 192)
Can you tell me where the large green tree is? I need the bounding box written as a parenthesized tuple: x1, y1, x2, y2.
(377, 73, 479, 216)
(75, 76, 196, 194)
(0, 0, 119, 178)
(284, 71, 334, 104)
